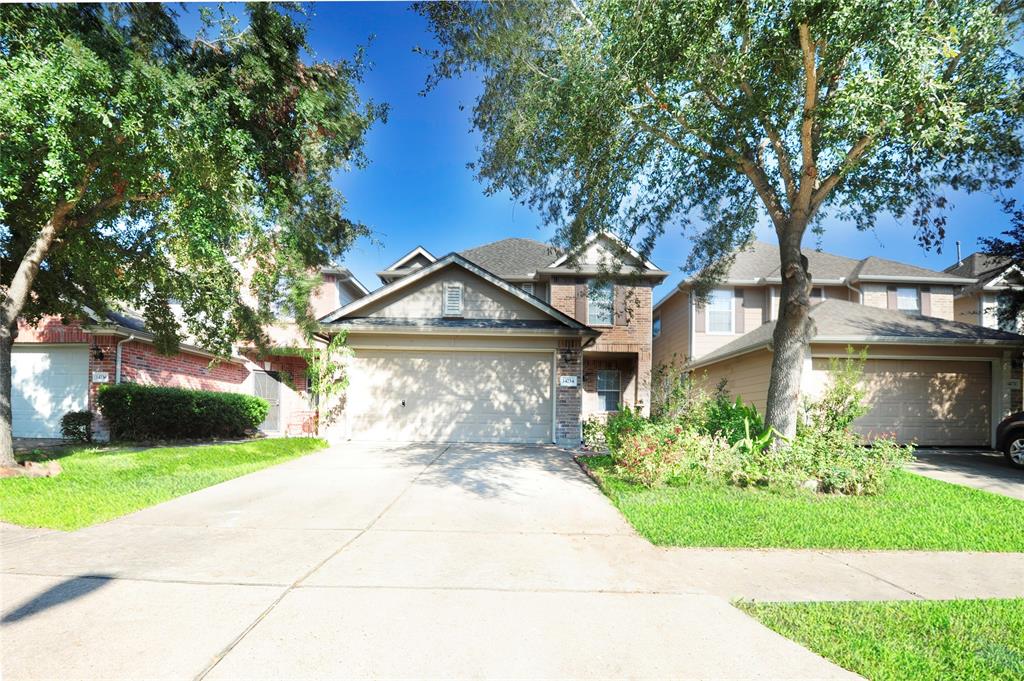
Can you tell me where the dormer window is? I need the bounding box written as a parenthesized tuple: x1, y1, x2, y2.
(896, 287, 919, 314)
(443, 282, 463, 317)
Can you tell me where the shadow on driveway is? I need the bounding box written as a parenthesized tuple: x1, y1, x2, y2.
(2, 574, 113, 623)
(909, 448, 1024, 500)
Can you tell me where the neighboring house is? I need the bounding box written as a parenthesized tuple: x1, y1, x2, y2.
(11, 266, 368, 440)
(653, 241, 1024, 447)
(945, 252, 1024, 332)
(319, 235, 667, 446)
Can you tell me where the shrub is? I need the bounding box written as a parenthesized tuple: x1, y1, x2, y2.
(701, 395, 764, 443)
(98, 383, 269, 441)
(603, 406, 647, 453)
(800, 347, 870, 436)
(651, 363, 711, 424)
(60, 411, 94, 442)
(582, 417, 606, 449)
(612, 419, 733, 488)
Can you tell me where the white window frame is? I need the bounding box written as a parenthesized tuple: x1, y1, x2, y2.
(521, 282, 535, 295)
(596, 369, 621, 413)
(896, 287, 920, 314)
(706, 288, 734, 335)
(653, 314, 661, 338)
(588, 281, 614, 326)
(443, 281, 464, 317)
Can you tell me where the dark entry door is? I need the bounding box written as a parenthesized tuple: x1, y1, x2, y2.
(254, 371, 282, 432)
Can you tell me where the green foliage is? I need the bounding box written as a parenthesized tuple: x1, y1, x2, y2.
(650, 363, 709, 423)
(0, 4, 385, 352)
(581, 416, 606, 449)
(740, 599, 1024, 681)
(97, 383, 269, 441)
(980, 207, 1024, 331)
(799, 347, 869, 435)
(418, 0, 1024, 279)
(604, 351, 910, 493)
(59, 410, 93, 443)
(603, 406, 647, 453)
(0, 438, 326, 530)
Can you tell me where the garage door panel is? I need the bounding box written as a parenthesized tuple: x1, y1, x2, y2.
(344, 349, 553, 443)
(12, 346, 89, 438)
(812, 358, 990, 446)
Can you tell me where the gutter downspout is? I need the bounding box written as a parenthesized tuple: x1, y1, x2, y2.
(115, 335, 136, 384)
(845, 281, 863, 304)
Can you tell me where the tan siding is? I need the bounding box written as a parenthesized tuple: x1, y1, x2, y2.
(360, 267, 546, 320)
(928, 286, 955, 320)
(694, 349, 773, 415)
(823, 286, 853, 301)
(742, 287, 766, 333)
(653, 291, 690, 367)
(955, 294, 981, 325)
(861, 283, 888, 309)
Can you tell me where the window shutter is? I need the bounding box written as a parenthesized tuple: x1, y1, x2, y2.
(920, 287, 932, 317)
(694, 300, 706, 333)
(886, 286, 897, 310)
(734, 288, 745, 334)
(613, 285, 627, 326)
(575, 281, 587, 322)
(443, 282, 463, 316)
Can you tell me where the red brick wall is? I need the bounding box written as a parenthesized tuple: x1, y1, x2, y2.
(120, 340, 249, 392)
(555, 338, 583, 445)
(16, 316, 90, 343)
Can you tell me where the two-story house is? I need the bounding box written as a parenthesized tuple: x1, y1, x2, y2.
(319, 234, 667, 446)
(11, 266, 369, 441)
(653, 241, 1024, 447)
(945, 252, 1024, 333)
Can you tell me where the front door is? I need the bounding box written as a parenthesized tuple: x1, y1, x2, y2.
(254, 371, 282, 433)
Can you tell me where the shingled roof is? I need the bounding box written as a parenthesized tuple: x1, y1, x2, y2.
(690, 299, 1024, 368)
(459, 237, 562, 278)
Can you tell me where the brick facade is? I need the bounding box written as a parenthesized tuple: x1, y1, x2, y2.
(555, 338, 582, 445)
(549, 279, 654, 418)
(13, 316, 314, 440)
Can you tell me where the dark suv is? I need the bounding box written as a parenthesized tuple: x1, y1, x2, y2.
(997, 412, 1024, 469)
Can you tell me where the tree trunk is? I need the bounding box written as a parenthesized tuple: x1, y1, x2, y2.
(764, 225, 815, 441)
(0, 324, 16, 467)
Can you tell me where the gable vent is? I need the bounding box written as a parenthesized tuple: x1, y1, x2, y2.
(443, 282, 464, 316)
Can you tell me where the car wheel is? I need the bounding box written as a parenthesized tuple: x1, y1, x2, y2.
(1006, 433, 1024, 470)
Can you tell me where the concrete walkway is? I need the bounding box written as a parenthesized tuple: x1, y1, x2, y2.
(2, 442, 1022, 680)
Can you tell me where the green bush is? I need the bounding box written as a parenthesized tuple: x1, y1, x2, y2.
(60, 410, 94, 442)
(701, 395, 764, 442)
(651, 363, 710, 424)
(582, 417, 606, 449)
(98, 383, 269, 441)
(603, 406, 647, 453)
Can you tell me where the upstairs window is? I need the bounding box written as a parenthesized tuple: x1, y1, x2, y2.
(588, 281, 614, 326)
(896, 287, 920, 314)
(596, 370, 621, 412)
(443, 282, 463, 317)
(653, 315, 662, 338)
(706, 289, 734, 334)
(520, 283, 534, 295)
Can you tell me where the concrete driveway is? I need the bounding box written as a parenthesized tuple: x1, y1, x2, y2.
(909, 448, 1024, 500)
(1, 442, 855, 680)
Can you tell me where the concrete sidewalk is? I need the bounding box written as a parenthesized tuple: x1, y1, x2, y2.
(3, 441, 1022, 680)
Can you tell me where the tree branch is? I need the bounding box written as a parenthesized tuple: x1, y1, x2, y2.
(796, 22, 819, 214)
(739, 79, 796, 205)
(809, 133, 876, 214)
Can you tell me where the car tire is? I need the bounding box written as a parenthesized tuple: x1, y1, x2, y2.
(1005, 431, 1024, 469)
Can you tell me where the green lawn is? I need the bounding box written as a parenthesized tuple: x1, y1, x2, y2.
(582, 455, 1024, 551)
(1, 438, 326, 530)
(739, 599, 1024, 681)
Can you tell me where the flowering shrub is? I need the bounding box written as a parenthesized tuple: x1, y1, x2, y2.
(603, 406, 647, 452)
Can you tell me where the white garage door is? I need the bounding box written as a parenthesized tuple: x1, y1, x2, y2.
(344, 349, 553, 443)
(812, 358, 991, 446)
(12, 346, 89, 438)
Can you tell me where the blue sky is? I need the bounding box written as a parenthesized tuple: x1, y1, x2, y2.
(181, 3, 1020, 300)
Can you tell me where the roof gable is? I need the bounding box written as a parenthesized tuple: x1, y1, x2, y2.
(383, 246, 436, 272)
(548, 231, 661, 271)
(320, 253, 594, 332)
(459, 237, 560, 278)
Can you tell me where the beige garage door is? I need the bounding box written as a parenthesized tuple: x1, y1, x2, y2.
(344, 349, 553, 443)
(811, 358, 991, 446)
